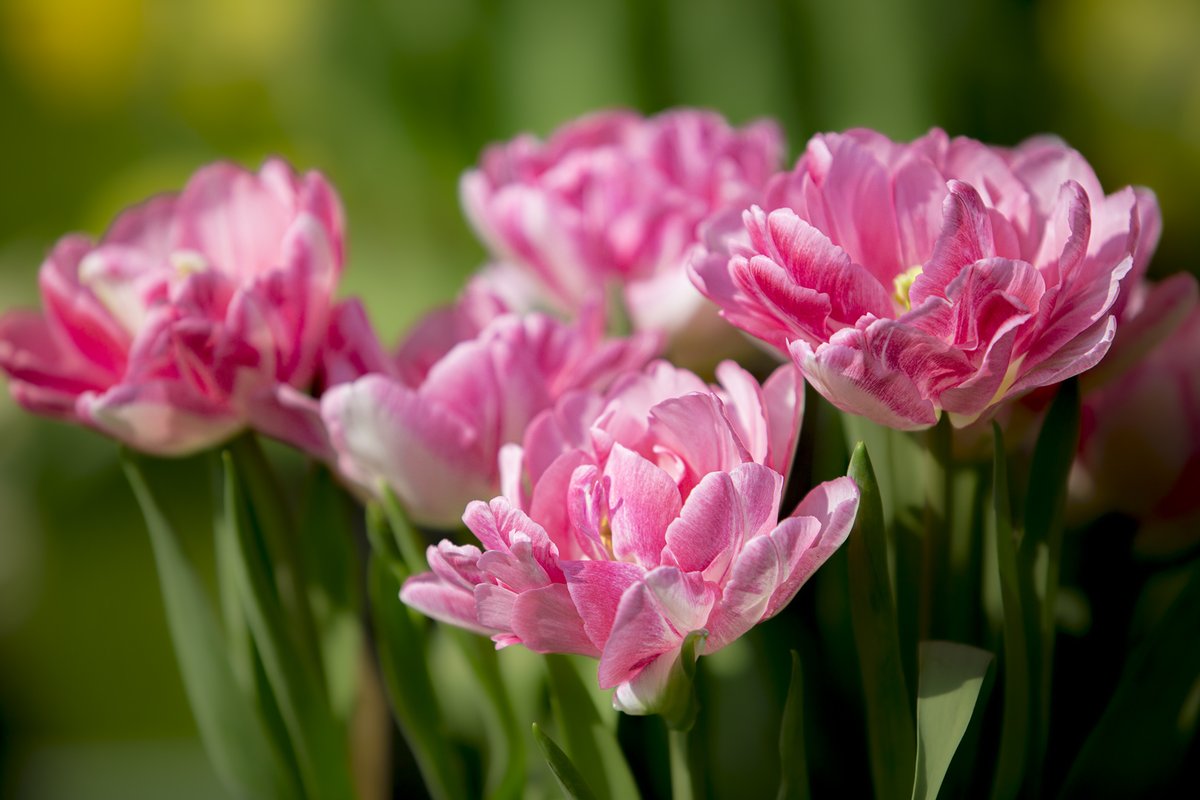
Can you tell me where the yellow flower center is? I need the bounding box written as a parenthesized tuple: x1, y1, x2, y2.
(893, 265, 923, 312)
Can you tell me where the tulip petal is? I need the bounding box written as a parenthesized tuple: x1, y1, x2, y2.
(401, 573, 495, 636)
(510, 583, 600, 657)
(562, 559, 645, 650)
(603, 444, 681, 568)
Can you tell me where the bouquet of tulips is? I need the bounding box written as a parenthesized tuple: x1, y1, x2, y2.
(2, 110, 1197, 799)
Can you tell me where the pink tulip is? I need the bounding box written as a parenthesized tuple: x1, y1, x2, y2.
(1072, 275, 1200, 553)
(0, 159, 346, 455)
(690, 128, 1159, 430)
(461, 108, 784, 343)
(401, 359, 859, 713)
(320, 287, 659, 528)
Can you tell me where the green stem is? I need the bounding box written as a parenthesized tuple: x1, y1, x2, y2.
(227, 433, 327, 698)
(921, 416, 953, 642)
(378, 485, 431, 577)
(669, 728, 694, 800)
(454, 631, 526, 799)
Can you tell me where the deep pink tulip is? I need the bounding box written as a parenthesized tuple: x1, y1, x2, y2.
(401, 360, 859, 713)
(320, 287, 659, 528)
(0, 159, 346, 455)
(461, 108, 783, 340)
(690, 129, 1159, 430)
(1073, 274, 1200, 553)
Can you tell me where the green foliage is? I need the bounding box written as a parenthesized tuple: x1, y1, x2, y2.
(911, 642, 994, 800)
(847, 441, 916, 799)
(122, 451, 296, 799)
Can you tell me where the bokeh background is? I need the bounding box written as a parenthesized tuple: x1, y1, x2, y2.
(1, 0, 1198, 797)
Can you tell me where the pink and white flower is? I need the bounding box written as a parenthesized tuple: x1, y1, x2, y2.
(320, 287, 659, 529)
(0, 159, 345, 455)
(401, 360, 859, 713)
(461, 108, 783, 342)
(690, 128, 1159, 430)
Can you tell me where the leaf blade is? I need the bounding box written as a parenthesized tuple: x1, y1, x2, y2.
(911, 641, 994, 800)
(121, 452, 294, 800)
(777, 650, 811, 800)
(847, 442, 916, 799)
(533, 723, 598, 800)
(546, 654, 640, 800)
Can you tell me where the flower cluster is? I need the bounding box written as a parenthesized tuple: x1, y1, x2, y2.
(2, 109, 1190, 727)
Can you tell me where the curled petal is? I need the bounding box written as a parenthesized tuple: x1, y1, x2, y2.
(401, 573, 495, 636)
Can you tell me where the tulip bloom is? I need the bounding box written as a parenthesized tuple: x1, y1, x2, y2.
(690, 129, 1159, 429)
(461, 108, 783, 340)
(0, 159, 346, 455)
(1072, 275, 1200, 553)
(401, 360, 859, 713)
(320, 288, 659, 529)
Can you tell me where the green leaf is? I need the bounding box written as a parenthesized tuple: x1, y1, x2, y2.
(777, 651, 811, 800)
(846, 442, 916, 799)
(911, 641, 994, 800)
(989, 424, 1038, 800)
(1063, 565, 1200, 796)
(121, 452, 295, 800)
(298, 466, 363, 722)
(367, 548, 466, 800)
(533, 723, 598, 800)
(222, 453, 355, 800)
(545, 654, 640, 800)
(1020, 377, 1080, 748)
(452, 629, 528, 800)
(226, 435, 326, 690)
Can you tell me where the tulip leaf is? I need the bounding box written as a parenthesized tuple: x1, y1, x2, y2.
(990, 424, 1039, 800)
(777, 650, 811, 800)
(1021, 377, 1080, 741)
(121, 452, 296, 800)
(847, 442, 916, 799)
(298, 466, 363, 722)
(545, 654, 641, 800)
(222, 453, 355, 800)
(911, 641, 994, 800)
(367, 543, 466, 800)
(452, 629, 528, 800)
(533, 723, 598, 800)
(1063, 565, 1200, 796)
(226, 435, 326, 688)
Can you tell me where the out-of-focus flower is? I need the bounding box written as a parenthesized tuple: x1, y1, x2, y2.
(0, 159, 346, 455)
(320, 286, 659, 529)
(460, 108, 784, 348)
(401, 360, 859, 714)
(690, 128, 1158, 430)
(1072, 274, 1200, 555)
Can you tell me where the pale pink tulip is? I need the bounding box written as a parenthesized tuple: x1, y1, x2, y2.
(690, 129, 1159, 430)
(0, 159, 345, 455)
(461, 108, 783, 344)
(320, 289, 659, 529)
(402, 359, 859, 713)
(1072, 275, 1200, 553)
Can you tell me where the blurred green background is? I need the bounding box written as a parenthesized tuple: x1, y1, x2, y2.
(1, 0, 1198, 797)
